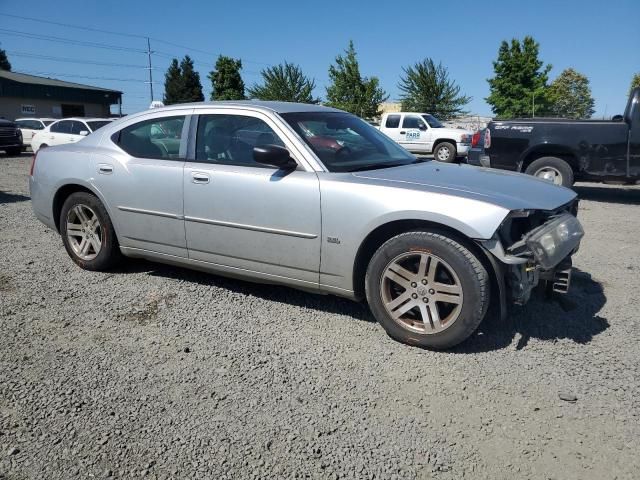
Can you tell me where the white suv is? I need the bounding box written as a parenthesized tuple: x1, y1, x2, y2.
(31, 118, 113, 152)
(15, 118, 56, 150)
(378, 112, 473, 162)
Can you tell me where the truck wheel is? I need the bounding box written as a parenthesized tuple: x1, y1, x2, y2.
(5, 147, 22, 156)
(60, 192, 122, 271)
(365, 231, 490, 350)
(525, 157, 574, 188)
(433, 142, 456, 163)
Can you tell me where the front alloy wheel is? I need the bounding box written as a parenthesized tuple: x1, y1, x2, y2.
(366, 231, 490, 349)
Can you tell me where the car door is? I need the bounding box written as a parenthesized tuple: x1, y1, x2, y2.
(68, 120, 89, 143)
(183, 110, 321, 286)
(47, 120, 74, 146)
(92, 112, 190, 257)
(381, 114, 403, 144)
(400, 115, 429, 152)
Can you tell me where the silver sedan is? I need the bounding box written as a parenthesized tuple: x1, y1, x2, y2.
(29, 101, 584, 349)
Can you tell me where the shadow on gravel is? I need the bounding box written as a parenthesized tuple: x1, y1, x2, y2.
(453, 269, 609, 353)
(574, 185, 640, 205)
(0, 191, 30, 204)
(113, 259, 374, 323)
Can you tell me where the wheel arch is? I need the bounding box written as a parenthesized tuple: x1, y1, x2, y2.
(432, 138, 457, 151)
(351, 219, 505, 318)
(519, 145, 578, 173)
(52, 182, 113, 234)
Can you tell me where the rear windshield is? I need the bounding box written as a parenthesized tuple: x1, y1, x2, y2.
(87, 121, 111, 132)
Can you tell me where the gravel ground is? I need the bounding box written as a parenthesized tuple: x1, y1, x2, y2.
(1, 153, 639, 479)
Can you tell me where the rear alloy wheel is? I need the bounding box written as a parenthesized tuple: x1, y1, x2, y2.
(525, 156, 574, 188)
(60, 192, 121, 270)
(366, 231, 489, 349)
(433, 142, 456, 163)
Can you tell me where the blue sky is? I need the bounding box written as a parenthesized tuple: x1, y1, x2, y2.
(0, 0, 638, 116)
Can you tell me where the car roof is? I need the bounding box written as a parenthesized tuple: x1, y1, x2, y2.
(148, 100, 344, 115)
(50, 117, 113, 122)
(15, 117, 57, 122)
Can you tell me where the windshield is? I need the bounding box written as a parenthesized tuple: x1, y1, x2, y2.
(87, 120, 111, 132)
(421, 114, 444, 128)
(281, 112, 416, 172)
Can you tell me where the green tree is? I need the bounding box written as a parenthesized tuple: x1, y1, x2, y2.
(0, 49, 11, 71)
(326, 41, 388, 119)
(180, 55, 204, 102)
(547, 68, 595, 119)
(630, 72, 640, 94)
(398, 58, 470, 120)
(209, 55, 245, 100)
(486, 36, 552, 118)
(248, 62, 317, 103)
(163, 58, 184, 105)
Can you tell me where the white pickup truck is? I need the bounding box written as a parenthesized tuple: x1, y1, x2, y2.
(378, 112, 473, 162)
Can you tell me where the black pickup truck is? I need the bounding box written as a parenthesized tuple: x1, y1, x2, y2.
(0, 119, 23, 156)
(468, 88, 640, 187)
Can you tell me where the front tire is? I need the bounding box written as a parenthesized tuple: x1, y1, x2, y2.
(365, 231, 490, 349)
(60, 192, 121, 271)
(5, 146, 22, 156)
(525, 156, 574, 188)
(433, 142, 456, 163)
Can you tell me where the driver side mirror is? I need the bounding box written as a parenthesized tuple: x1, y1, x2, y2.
(79, 130, 89, 136)
(418, 123, 427, 131)
(611, 114, 624, 122)
(253, 144, 297, 170)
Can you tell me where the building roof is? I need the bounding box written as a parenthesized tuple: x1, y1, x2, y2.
(0, 70, 122, 94)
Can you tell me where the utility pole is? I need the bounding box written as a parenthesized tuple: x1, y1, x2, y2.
(146, 37, 154, 103)
(532, 92, 535, 118)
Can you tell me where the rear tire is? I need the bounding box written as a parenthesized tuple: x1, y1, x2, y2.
(365, 231, 490, 349)
(525, 156, 574, 188)
(60, 192, 121, 271)
(433, 142, 457, 163)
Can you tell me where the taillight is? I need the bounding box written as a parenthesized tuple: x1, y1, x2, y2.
(484, 128, 491, 149)
(471, 131, 480, 147)
(29, 151, 38, 176)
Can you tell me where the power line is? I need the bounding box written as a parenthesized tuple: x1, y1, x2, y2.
(5, 51, 152, 69)
(16, 70, 162, 84)
(0, 28, 146, 53)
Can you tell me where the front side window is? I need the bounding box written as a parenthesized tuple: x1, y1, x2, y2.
(114, 116, 186, 159)
(195, 114, 285, 167)
(70, 121, 86, 135)
(421, 114, 444, 128)
(282, 112, 416, 172)
(402, 115, 426, 129)
(50, 120, 72, 134)
(43, 120, 55, 126)
(385, 114, 401, 128)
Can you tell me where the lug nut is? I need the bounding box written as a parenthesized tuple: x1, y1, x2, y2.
(429, 289, 435, 294)
(412, 293, 418, 299)
(423, 297, 429, 303)
(422, 279, 427, 285)
(411, 282, 417, 288)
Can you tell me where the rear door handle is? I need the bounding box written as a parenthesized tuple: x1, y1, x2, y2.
(192, 172, 210, 184)
(98, 164, 113, 174)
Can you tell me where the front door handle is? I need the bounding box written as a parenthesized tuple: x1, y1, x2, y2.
(98, 164, 113, 174)
(400, 131, 406, 134)
(192, 172, 210, 184)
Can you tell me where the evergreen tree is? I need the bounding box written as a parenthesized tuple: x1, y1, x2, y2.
(547, 68, 595, 119)
(163, 58, 183, 105)
(630, 72, 640, 95)
(326, 41, 388, 119)
(180, 55, 204, 102)
(0, 49, 11, 71)
(248, 62, 317, 103)
(486, 36, 552, 118)
(398, 58, 470, 120)
(209, 55, 245, 100)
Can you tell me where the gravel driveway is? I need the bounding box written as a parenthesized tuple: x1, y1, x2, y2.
(1, 153, 639, 479)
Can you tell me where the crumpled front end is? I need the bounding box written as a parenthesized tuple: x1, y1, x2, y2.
(480, 199, 583, 305)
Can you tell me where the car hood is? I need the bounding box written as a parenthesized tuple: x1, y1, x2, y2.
(352, 162, 576, 211)
(436, 127, 473, 138)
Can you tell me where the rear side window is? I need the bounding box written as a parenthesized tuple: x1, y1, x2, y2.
(113, 116, 186, 159)
(50, 120, 72, 134)
(402, 115, 425, 129)
(17, 120, 43, 130)
(385, 115, 401, 128)
(70, 121, 87, 135)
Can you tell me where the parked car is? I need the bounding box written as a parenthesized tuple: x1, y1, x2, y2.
(0, 119, 23, 156)
(15, 118, 56, 150)
(31, 117, 113, 152)
(29, 101, 584, 349)
(378, 112, 473, 162)
(467, 88, 640, 187)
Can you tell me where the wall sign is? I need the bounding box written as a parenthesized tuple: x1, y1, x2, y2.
(21, 105, 36, 115)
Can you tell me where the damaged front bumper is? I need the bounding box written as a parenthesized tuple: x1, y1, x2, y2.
(480, 211, 584, 307)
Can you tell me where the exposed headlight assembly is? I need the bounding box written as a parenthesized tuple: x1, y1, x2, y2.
(524, 213, 584, 269)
